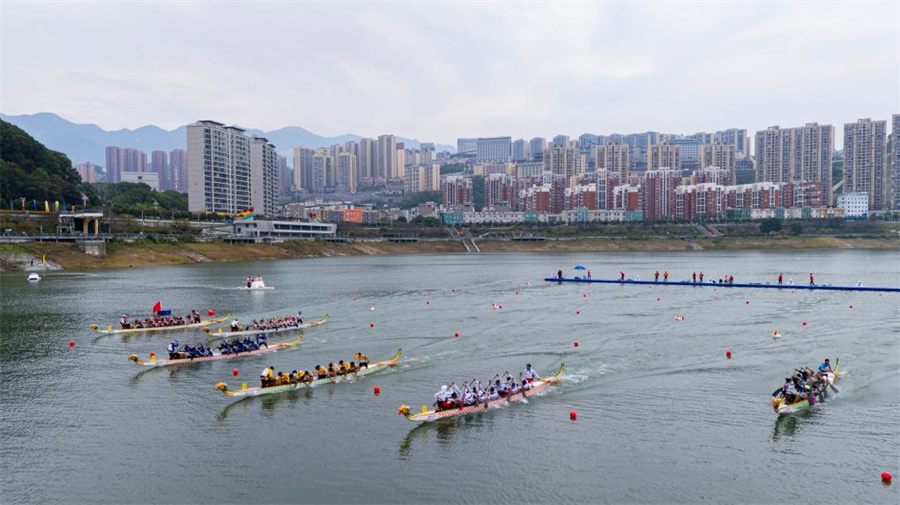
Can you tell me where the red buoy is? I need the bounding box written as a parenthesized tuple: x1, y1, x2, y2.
(726, 350, 732, 359)
(569, 411, 577, 421)
(574, 341, 579, 347)
(499, 305, 503, 309)
(454, 332, 459, 337)
(370, 323, 374, 328)
(656, 297, 660, 301)
(583, 294, 587, 298)
(515, 291, 519, 295)
(68, 340, 75, 348)
(849, 305, 854, 309)
(802, 320, 808, 327)
(233, 368, 239, 377)
(207, 309, 215, 316)
(150, 352, 155, 358)
(576, 310, 580, 315)
(426, 300, 430, 305)
(373, 386, 380, 395)
(882, 472, 893, 484)
(745, 300, 750, 305)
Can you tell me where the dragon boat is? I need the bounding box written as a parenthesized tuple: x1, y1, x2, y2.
(399, 364, 564, 422)
(772, 359, 840, 414)
(204, 314, 329, 340)
(90, 312, 231, 335)
(128, 333, 304, 367)
(215, 349, 402, 397)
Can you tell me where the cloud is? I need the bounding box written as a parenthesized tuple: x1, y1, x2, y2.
(1, 1, 896, 146)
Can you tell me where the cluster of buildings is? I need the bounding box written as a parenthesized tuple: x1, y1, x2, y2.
(292, 136, 440, 195)
(441, 116, 899, 224)
(92, 147, 189, 192)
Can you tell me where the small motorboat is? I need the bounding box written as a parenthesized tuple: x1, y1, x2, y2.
(238, 277, 275, 291)
(27, 272, 41, 282)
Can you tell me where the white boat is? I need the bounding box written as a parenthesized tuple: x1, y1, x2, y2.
(238, 277, 275, 291)
(27, 272, 41, 282)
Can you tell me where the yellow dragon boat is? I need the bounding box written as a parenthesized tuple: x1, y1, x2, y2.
(772, 359, 840, 414)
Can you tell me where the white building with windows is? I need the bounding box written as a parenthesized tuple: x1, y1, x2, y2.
(476, 137, 512, 163)
(837, 192, 869, 218)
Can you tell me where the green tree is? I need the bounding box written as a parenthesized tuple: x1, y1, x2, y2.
(472, 175, 484, 211)
(0, 119, 84, 204)
(760, 218, 783, 234)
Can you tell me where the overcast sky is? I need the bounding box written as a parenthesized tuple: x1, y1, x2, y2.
(2, 2, 897, 145)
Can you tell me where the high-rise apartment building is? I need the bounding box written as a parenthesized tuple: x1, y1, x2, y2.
(278, 156, 290, 195)
(123, 148, 147, 173)
(420, 143, 435, 166)
(310, 151, 334, 193)
(441, 175, 472, 208)
(700, 141, 736, 179)
(754, 123, 834, 204)
(337, 152, 358, 194)
(476, 137, 512, 163)
(663, 138, 700, 172)
(457, 138, 477, 155)
(249, 136, 278, 217)
(543, 145, 577, 185)
(484, 173, 517, 208)
(293, 147, 315, 192)
(75, 162, 96, 183)
(394, 144, 406, 178)
(551, 135, 570, 148)
(530, 137, 547, 160)
(169, 149, 187, 192)
(648, 142, 682, 172)
(594, 143, 631, 180)
(843, 118, 888, 210)
(512, 139, 530, 161)
(187, 120, 252, 215)
(404, 164, 440, 194)
(105, 146, 124, 182)
(151, 150, 169, 191)
(376, 134, 396, 179)
(892, 114, 900, 209)
(714, 129, 750, 158)
(358, 138, 375, 180)
(642, 169, 681, 221)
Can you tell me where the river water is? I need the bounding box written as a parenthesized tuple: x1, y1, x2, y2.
(1, 250, 898, 504)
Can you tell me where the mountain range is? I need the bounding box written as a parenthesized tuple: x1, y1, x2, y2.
(0, 112, 454, 168)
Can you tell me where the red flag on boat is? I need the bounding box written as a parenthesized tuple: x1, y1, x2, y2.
(152, 300, 162, 314)
(207, 309, 216, 316)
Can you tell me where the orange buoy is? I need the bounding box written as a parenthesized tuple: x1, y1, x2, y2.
(882, 472, 893, 484)
(569, 411, 577, 420)
(68, 340, 75, 348)
(374, 386, 380, 395)
(726, 350, 732, 359)
(233, 368, 239, 377)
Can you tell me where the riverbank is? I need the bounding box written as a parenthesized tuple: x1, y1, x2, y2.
(1, 235, 897, 271)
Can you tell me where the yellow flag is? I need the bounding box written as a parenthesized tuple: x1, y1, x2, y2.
(44, 201, 50, 213)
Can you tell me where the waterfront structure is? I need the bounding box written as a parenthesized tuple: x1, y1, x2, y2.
(337, 152, 358, 194)
(441, 175, 472, 208)
(187, 120, 277, 216)
(75, 161, 96, 183)
(249, 137, 278, 217)
(647, 142, 682, 172)
(476, 137, 512, 163)
(754, 123, 834, 204)
(105, 146, 123, 182)
(376, 134, 397, 179)
(594, 143, 630, 180)
(293, 147, 314, 192)
(843, 118, 888, 210)
(151, 150, 170, 191)
(457, 138, 477, 155)
(836, 192, 869, 218)
(169, 149, 187, 192)
(232, 218, 336, 241)
(121, 171, 159, 190)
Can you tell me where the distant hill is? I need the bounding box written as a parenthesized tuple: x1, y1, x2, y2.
(0, 118, 85, 204)
(0, 112, 455, 167)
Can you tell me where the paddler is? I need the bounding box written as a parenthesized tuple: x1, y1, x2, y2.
(167, 340, 180, 358)
(354, 352, 369, 369)
(231, 319, 240, 332)
(297, 310, 304, 325)
(433, 385, 450, 410)
(260, 366, 274, 387)
(818, 358, 833, 373)
(120, 314, 130, 329)
(247, 275, 252, 288)
(315, 365, 328, 379)
(522, 364, 539, 383)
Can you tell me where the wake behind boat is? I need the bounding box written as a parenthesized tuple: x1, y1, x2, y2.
(90, 311, 230, 335)
(204, 314, 329, 340)
(215, 349, 401, 398)
(772, 358, 839, 414)
(238, 275, 274, 291)
(399, 364, 564, 423)
(129, 333, 304, 367)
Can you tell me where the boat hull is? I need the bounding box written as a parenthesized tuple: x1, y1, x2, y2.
(91, 313, 231, 335)
(403, 364, 564, 422)
(216, 349, 402, 397)
(129, 333, 303, 367)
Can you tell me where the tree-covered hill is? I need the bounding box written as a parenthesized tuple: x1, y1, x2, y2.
(0, 118, 85, 204)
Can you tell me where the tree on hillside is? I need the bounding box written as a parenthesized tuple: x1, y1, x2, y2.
(0, 119, 86, 204)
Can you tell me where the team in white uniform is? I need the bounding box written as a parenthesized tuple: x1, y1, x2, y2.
(433, 364, 541, 411)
